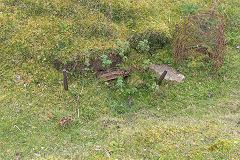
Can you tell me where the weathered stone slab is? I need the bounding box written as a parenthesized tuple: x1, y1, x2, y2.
(149, 64, 185, 83)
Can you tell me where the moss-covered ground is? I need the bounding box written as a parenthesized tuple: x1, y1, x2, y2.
(0, 0, 240, 159)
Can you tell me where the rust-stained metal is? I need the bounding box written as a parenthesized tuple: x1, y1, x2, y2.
(54, 58, 60, 70)
(158, 70, 168, 86)
(173, 1, 227, 70)
(63, 69, 68, 90)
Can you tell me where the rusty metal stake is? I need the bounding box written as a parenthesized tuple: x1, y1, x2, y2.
(54, 58, 60, 70)
(63, 69, 68, 90)
(158, 70, 167, 86)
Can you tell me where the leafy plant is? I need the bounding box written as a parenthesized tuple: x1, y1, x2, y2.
(138, 39, 150, 52)
(117, 40, 129, 60)
(116, 77, 124, 89)
(142, 59, 152, 69)
(177, 66, 183, 72)
(125, 87, 138, 95)
(146, 81, 159, 91)
(163, 57, 174, 64)
(101, 54, 112, 68)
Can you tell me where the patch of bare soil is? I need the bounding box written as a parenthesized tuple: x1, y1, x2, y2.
(64, 54, 123, 72)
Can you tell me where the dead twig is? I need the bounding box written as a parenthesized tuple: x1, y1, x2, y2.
(80, 80, 84, 96)
(14, 125, 21, 132)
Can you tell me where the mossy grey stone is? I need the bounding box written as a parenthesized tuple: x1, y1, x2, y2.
(149, 64, 185, 83)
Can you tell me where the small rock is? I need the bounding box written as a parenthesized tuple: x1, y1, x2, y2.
(95, 145, 101, 151)
(208, 92, 214, 98)
(34, 153, 41, 157)
(15, 152, 20, 160)
(16, 75, 21, 81)
(237, 46, 240, 52)
(61, 150, 68, 155)
(191, 142, 196, 145)
(149, 64, 185, 83)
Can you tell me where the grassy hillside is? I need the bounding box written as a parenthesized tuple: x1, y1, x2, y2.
(0, 0, 240, 159)
(1, 0, 224, 62)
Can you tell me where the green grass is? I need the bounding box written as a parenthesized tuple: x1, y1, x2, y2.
(0, 47, 239, 159)
(0, 0, 240, 159)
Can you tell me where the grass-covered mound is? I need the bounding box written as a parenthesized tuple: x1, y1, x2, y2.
(2, 0, 230, 64)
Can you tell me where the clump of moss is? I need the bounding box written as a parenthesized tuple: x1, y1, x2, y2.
(81, 0, 151, 23)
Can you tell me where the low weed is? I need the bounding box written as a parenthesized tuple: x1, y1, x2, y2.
(101, 54, 112, 68)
